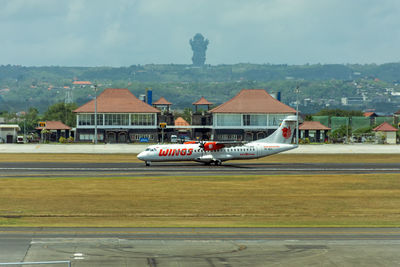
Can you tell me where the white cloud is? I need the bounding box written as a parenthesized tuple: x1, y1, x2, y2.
(1, 0, 400, 66)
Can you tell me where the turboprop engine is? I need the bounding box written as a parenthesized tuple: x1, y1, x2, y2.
(202, 142, 225, 151)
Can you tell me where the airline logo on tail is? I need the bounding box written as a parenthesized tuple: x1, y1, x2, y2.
(282, 127, 292, 139)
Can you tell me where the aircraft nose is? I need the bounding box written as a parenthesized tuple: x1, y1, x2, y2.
(137, 152, 145, 161)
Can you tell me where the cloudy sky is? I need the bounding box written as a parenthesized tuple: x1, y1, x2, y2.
(2, 0, 400, 66)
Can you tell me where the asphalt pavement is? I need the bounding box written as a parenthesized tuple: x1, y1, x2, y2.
(0, 143, 399, 154)
(1, 227, 400, 266)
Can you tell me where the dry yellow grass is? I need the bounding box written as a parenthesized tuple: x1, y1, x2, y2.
(1, 174, 399, 227)
(1, 153, 400, 163)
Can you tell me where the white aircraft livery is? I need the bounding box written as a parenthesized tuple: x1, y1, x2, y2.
(137, 115, 298, 166)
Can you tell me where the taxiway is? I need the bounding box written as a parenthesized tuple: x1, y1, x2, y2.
(1, 162, 400, 177)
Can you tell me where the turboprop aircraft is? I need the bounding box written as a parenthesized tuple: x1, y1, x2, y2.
(137, 115, 298, 166)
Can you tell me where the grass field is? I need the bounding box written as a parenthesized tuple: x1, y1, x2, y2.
(1, 174, 399, 227)
(1, 153, 400, 163)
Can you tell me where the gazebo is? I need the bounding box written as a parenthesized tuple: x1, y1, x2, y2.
(299, 121, 331, 142)
(153, 97, 172, 112)
(192, 97, 213, 112)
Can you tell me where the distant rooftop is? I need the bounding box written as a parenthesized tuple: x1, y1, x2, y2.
(299, 121, 331, 131)
(73, 81, 92, 85)
(35, 121, 71, 130)
(153, 97, 172, 105)
(373, 122, 398, 132)
(210, 89, 296, 114)
(74, 88, 160, 113)
(193, 97, 213, 105)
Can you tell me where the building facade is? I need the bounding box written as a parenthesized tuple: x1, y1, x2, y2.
(207, 89, 296, 141)
(74, 88, 161, 143)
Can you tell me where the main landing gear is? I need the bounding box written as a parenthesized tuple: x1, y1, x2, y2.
(205, 160, 222, 166)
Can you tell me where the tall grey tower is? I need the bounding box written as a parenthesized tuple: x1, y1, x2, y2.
(190, 33, 209, 66)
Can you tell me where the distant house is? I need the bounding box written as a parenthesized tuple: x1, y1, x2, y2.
(35, 121, 71, 142)
(73, 81, 92, 87)
(0, 124, 20, 143)
(364, 111, 378, 125)
(373, 122, 398, 144)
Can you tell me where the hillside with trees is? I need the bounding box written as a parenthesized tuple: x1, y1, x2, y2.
(1, 63, 400, 114)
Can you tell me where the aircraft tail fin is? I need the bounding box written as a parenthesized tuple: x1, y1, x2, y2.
(254, 115, 297, 144)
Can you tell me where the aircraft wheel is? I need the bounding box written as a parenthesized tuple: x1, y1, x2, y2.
(215, 160, 222, 166)
(145, 161, 151, 166)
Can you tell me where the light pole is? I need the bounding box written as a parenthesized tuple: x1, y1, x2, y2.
(94, 83, 98, 144)
(24, 99, 27, 143)
(295, 85, 300, 145)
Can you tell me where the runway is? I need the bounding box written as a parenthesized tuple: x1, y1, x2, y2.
(1, 227, 400, 266)
(1, 161, 400, 177)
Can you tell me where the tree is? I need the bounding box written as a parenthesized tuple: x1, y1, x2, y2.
(42, 102, 78, 127)
(17, 107, 40, 135)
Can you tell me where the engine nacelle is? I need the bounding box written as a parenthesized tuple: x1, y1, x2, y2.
(203, 142, 225, 151)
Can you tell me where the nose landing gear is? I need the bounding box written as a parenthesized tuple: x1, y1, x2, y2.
(145, 161, 151, 166)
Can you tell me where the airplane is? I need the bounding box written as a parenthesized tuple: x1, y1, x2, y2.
(137, 115, 298, 166)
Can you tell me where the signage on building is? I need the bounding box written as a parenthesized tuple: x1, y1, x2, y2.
(139, 137, 149, 143)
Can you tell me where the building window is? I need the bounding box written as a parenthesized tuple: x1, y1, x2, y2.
(269, 114, 288, 126)
(243, 114, 268, 126)
(217, 134, 240, 141)
(78, 114, 103, 126)
(79, 133, 104, 141)
(216, 114, 241, 126)
(105, 114, 129, 126)
(131, 114, 155, 126)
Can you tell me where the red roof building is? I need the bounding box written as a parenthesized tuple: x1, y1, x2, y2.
(210, 89, 296, 114)
(200, 89, 297, 141)
(299, 121, 331, 131)
(373, 122, 397, 132)
(174, 117, 190, 126)
(364, 112, 378, 117)
(299, 121, 331, 143)
(73, 81, 92, 85)
(35, 121, 71, 142)
(74, 88, 161, 143)
(36, 121, 71, 130)
(373, 122, 398, 144)
(74, 88, 160, 113)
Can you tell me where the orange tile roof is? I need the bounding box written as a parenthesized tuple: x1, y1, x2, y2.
(36, 121, 71, 130)
(299, 121, 331, 130)
(153, 97, 172, 105)
(193, 97, 213, 105)
(363, 112, 377, 117)
(373, 122, 398, 132)
(74, 88, 160, 113)
(73, 81, 92, 85)
(394, 110, 400, 115)
(210, 89, 296, 114)
(174, 117, 190, 126)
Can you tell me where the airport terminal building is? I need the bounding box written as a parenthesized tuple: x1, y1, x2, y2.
(74, 88, 296, 143)
(74, 88, 160, 143)
(209, 89, 296, 141)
